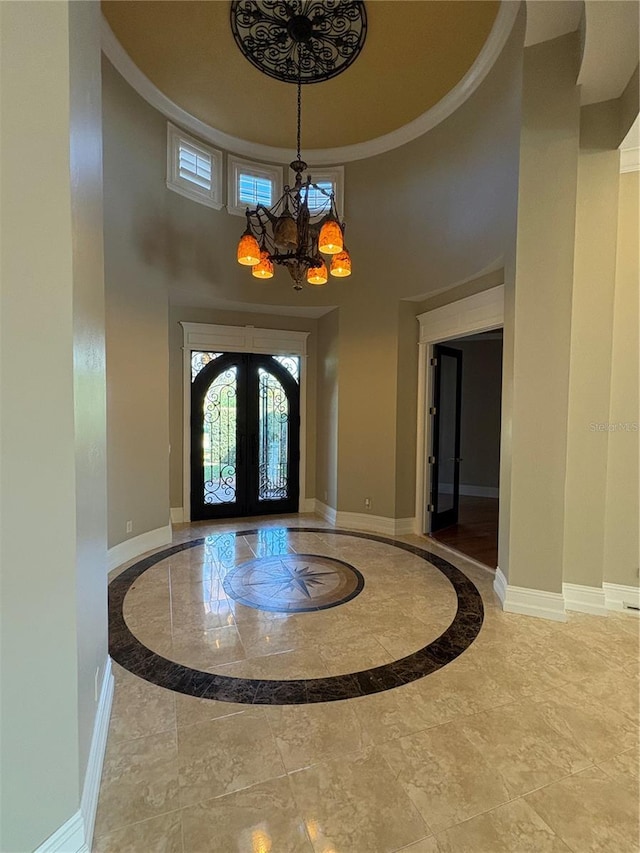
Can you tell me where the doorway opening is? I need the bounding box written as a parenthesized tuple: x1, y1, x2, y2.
(190, 351, 300, 520)
(428, 329, 503, 567)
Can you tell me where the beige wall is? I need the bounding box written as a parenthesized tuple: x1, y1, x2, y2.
(168, 306, 318, 511)
(604, 170, 640, 587)
(103, 58, 170, 548)
(316, 309, 340, 508)
(69, 0, 109, 788)
(506, 33, 581, 592)
(395, 301, 420, 519)
(562, 107, 620, 588)
(333, 7, 524, 519)
(449, 337, 503, 491)
(0, 2, 107, 850)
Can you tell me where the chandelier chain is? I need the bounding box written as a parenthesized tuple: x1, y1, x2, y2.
(233, 7, 353, 289)
(296, 53, 302, 162)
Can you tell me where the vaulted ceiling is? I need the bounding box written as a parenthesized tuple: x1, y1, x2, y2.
(102, 0, 500, 150)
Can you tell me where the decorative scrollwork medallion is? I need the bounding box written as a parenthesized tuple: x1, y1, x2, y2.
(230, 0, 368, 84)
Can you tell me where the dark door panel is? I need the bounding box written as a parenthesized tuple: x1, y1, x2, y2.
(190, 353, 299, 520)
(430, 344, 463, 532)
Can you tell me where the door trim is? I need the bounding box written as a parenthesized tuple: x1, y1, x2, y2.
(414, 285, 504, 535)
(181, 323, 310, 523)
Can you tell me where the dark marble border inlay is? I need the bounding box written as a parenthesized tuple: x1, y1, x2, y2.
(108, 528, 484, 705)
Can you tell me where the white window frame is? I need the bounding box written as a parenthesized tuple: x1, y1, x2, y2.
(180, 323, 310, 520)
(227, 155, 283, 217)
(288, 164, 344, 218)
(166, 123, 223, 209)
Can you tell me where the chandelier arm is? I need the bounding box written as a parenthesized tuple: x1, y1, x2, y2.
(250, 204, 279, 227)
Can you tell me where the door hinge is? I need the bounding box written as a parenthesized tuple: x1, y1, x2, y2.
(428, 455, 436, 464)
(427, 503, 435, 512)
(429, 406, 437, 415)
(430, 357, 438, 366)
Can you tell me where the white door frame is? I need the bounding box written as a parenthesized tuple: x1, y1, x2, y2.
(414, 285, 505, 535)
(181, 322, 310, 522)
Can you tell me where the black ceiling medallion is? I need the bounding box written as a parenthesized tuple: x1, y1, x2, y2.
(230, 0, 368, 84)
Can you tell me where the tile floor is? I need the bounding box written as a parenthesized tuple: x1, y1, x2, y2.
(95, 514, 640, 852)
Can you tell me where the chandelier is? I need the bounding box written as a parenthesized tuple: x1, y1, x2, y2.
(232, 1, 367, 291)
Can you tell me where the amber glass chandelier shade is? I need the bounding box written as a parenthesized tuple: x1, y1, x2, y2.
(330, 249, 351, 277)
(252, 250, 274, 279)
(307, 262, 328, 286)
(237, 232, 261, 266)
(318, 219, 343, 255)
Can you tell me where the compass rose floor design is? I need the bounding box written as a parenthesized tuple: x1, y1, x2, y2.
(222, 553, 364, 613)
(109, 526, 484, 704)
(98, 518, 640, 853)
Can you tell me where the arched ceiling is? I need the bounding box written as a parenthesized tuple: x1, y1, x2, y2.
(102, 0, 500, 151)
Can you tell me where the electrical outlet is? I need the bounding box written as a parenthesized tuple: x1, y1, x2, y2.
(126, 520, 133, 534)
(364, 497, 371, 510)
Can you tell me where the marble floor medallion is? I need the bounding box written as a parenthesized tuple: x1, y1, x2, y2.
(222, 554, 364, 613)
(108, 527, 484, 705)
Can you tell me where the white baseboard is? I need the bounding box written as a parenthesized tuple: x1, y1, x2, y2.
(393, 517, 418, 536)
(314, 501, 415, 536)
(107, 524, 172, 573)
(563, 583, 607, 616)
(170, 506, 184, 524)
(314, 499, 337, 525)
(81, 658, 114, 848)
(314, 499, 416, 536)
(34, 810, 87, 853)
(493, 566, 508, 605)
(494, 568, 566, 621)
(603, 582, 640, 615)
(34, 658, 114, 853)
(335, 510, 395, 536)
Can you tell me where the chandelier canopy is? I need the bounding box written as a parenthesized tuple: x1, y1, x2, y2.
(232, 1, 366, 290)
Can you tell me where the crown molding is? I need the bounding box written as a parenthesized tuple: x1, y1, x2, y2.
(101, 2, 519, 166)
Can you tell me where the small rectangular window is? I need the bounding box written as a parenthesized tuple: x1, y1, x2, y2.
(179, 144, 212, 190)
(238, 173, 273, 207)
(228, 156, 283, 216)
(305, 180, 334, 214)
(167, 123, 223, 209)
(290, 165, 345, 218)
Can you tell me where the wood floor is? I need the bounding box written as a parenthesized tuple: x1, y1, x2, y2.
(430, 496, 499, 568)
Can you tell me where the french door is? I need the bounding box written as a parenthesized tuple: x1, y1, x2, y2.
(190, 352, 300, 520)
(429, 344, 463, 531)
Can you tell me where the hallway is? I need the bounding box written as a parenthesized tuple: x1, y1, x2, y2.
(430, 496, 499, 568)
(95, 515, 639, 852)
